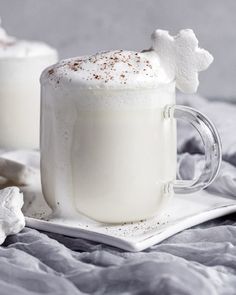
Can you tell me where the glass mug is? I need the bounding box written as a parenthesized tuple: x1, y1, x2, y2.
(40, 81, 221, 223)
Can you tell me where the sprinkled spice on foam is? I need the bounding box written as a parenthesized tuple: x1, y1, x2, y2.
(48, 69, 54, 75)
(47, 49, 157, 86)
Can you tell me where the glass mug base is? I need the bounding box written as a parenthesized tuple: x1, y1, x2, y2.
(43, 182, 174, 223)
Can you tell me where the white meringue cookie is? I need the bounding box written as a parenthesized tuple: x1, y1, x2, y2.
(0, 187, 25, 244)
(151, 29, 213, 93)
(0, 157, 39, 186)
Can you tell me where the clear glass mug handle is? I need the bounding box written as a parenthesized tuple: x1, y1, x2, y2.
(164, 104, 222, 194)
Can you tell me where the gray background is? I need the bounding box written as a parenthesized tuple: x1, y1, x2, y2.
(0, 0, 236, 99)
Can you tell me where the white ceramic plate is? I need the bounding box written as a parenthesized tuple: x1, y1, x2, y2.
(23, 187, 236, 252)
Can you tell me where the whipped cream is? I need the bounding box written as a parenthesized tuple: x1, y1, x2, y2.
(0, 187, 25, 244)
(0, 18, 56, 58)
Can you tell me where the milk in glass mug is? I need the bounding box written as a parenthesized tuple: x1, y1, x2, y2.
(40, 29, 221, 223)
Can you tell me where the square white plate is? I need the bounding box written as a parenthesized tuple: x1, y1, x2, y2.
(23, 185, 236, 252)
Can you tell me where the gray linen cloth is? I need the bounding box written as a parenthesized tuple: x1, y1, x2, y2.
(1, 95, 236, 295)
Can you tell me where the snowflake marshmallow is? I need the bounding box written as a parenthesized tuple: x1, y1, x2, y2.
(151, 29, 213, 93)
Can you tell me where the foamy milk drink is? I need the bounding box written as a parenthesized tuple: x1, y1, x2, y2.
(40, 29, 222, 223)
(0, 19, 58, 149)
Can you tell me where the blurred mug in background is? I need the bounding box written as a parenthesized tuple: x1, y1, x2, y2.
(0, 19, 58, 149)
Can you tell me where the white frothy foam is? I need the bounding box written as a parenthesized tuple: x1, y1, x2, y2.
(41, 50, 170, 90)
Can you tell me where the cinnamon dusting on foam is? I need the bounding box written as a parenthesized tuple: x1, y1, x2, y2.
(44, 49, 168, 89)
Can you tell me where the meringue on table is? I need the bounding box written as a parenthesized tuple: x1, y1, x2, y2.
(0, 187, 25, 245)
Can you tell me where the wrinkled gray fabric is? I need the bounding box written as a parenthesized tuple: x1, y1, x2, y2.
(1, 95, 236, 295)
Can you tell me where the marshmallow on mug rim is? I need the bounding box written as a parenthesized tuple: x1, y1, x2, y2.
(151, 29, 213, 93)
(43, 29, 212, 95)
(0, 187, 25, 244)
